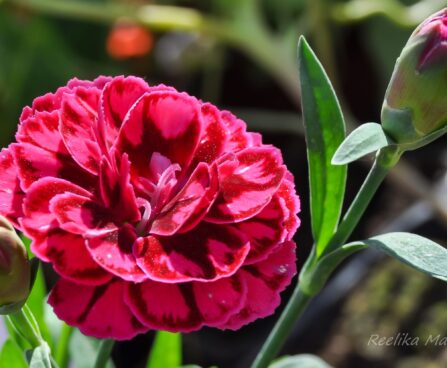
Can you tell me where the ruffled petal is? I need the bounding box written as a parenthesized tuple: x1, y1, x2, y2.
(49, 279, 147, 340)
(125, 274, 246, 332)
(219, 241, 297, 330)
(134, 223, 250, 282)
(21, 177, 92, 240)
(16, 111, 67, 154)
(276, 176, 301, 240)
(101, 76, 148, 133)
(237, 195, 288, 265)
(220, 111, 261, 152)
(150, 162, 218, 235)
(50, 193, 116, 236)
(12, 143, 96, 192)
(206, 147, 286, 223)
(115, 91, 202, 178)
(0, 148, 24, 227)
(60, 88, 102, 174)
(190, 103, 227, 166)
(99, 153, 140, 224)
(86, 225, 146, 283)
(67, 76, 112, 90)
(44, 229, 112, 285)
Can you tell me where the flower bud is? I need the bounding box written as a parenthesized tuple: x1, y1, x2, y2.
(382, 9, 447, 146)
(0, 216, 30, 313)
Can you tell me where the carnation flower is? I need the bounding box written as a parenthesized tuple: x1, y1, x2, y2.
(0, 76, 300, 339)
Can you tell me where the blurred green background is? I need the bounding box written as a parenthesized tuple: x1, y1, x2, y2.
(2, 0, 447, 367)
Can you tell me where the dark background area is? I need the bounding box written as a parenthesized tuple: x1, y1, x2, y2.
(1, 0, 447, 367)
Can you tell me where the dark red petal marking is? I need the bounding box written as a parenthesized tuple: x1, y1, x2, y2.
(17, 111, 68, 154)
(45, 229, 112, 285)
(190, 103, 227, 166)
(219, 241, 297, 330)
(134, 223, 250, 282)
(115, 91, 202, 178)
(60, 88, 102, 174)
(86, 225, 146, 283)
(21, 177, 92, 239)
(49, 279, 147, 340)
(0, 148, 25, 227)
(50, 193, 117, 235)
(125, 275, 246, 332)
(178, 163, 219, 233)
(11, 142, 96, 192)
(237, 195, 288, 265)
(99, 153, 140, 224)
(150, 163, 218, 236)
(206, 147, 286, 223)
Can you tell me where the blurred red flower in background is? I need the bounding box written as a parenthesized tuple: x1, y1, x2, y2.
(107, 23, 153, 60)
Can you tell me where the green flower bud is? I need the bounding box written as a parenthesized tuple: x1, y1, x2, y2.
(0, 216, 30, 313)
(382, 9, 447, 147)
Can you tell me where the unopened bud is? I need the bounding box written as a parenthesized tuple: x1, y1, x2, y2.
(382, 9, 447, 146)
(0, 216, 30, 313)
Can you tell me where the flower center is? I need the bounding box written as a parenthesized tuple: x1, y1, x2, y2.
(135, 153, 181, 234)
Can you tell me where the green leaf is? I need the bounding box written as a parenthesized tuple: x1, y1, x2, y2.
(332, 123, 392, 165)
(298, 36, 347, 256)
(147, 332, 181, 368)
(0, 339, 28, 368)
(349, 232, 447, 281)
(270, 354, 333, 368)
(69, 330, 114, 368)
(27, 343, 51, 368)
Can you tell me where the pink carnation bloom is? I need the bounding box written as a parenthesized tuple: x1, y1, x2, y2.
(0, 76, 300, 340)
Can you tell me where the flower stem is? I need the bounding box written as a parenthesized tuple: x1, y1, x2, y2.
(94, 339, 115, 368)
(250, 286, 312, 368)
(323, 152, 393, 255)
(7, 307, 42, 348)
(251, 148, 400, 368)
(54, 324, 74, 368)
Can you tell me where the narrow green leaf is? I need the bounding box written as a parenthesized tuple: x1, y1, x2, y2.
(332, 123, 392, 165)
(349, 232, 447, 281)
(298, 36, 347, 256)
(28, 343, 51, 368)
(147, 332, 181, 368)
(270, 354, 333, 368)
(0, 339, 28, 368)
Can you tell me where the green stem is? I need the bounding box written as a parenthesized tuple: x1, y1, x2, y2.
(7, 308, 42, 348)
(250, 286, 312, 368)
(54, 324, 73, 368)
(324, 149, 397, 255)
(94, 339, 115, 368)
(251, 148, 400, 368)
(331, 0, 446, 28)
